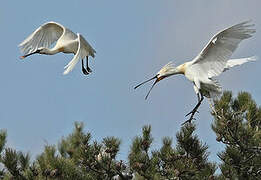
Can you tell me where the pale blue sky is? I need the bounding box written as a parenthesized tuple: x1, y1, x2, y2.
(0, 0, 260, 167)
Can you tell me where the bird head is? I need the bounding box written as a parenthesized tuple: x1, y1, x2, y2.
(134, 62, 176, 99)
(37, 47, 49, 54)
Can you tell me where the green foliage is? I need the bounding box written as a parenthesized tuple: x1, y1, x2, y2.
(0, 130, 6, 154)
(0, 148, 32, 180)
(129, 125, 158, 179)
(0, 91, 260, 179)
(129, 124, 216, 179)
(0, 122, 132, 180)
(212, 91, 261, 179)
(37, 145, 87, 179)
(36, 122, 130, 180)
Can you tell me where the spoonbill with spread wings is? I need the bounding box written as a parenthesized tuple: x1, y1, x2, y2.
(19, 21, 96, 75)
(135, 21, 257, 124)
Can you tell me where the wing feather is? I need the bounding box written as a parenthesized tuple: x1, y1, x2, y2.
(191, 21, 255, 78)
(19, 21, 64, 54)
(80, 35, 96, 58)
(223, 56, 257, 72)
(63, 34, 96, 75)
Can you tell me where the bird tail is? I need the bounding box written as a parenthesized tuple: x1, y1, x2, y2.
(89, 48, 96, 58)
(223, 56, 257, 72)
(209, 79, 222, 100)
(201, 78, 222, 100)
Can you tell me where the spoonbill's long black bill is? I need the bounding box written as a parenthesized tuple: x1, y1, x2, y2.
(134, 75, 160, 100)
(145, 79, 159, 100)
(134, 75, 157, 89)
(20, 50, 40, 59)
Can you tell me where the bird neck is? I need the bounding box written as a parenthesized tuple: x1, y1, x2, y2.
(171, 63, 186, 75)
(40, 47, 61, 55)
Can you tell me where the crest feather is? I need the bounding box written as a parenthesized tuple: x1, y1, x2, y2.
(157, 61, 175, 75)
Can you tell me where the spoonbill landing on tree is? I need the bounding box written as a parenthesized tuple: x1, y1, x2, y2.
(135, 21, 257, 124)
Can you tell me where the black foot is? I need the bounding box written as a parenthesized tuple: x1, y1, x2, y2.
(87, 67, 92, 73)
(182, 117, 195, 125)
(182, 93, 204, 125)
(182, 108, 199, 125)
(82, 68, 89, 75)
(185, 110, 199, 117)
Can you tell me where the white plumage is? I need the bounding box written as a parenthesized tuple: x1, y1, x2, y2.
(224, 56, 257, 72)
(19, 21, 96, 75)
(135, 21, 257, 124)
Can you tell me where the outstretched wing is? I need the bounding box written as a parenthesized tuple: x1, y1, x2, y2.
(223, 56, 257, 72)
(190, 21, 255, 78)
(63, 33, 96, 75)
(19, 21, 64, 54)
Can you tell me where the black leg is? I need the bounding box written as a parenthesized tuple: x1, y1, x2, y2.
(182, 93, 204, 125)
(197, 93, 200, 102)
(86, 56, 92, 73)
(82, 59, 89, 75)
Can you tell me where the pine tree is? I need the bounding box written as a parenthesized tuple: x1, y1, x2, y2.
(0, 130, 34, 180)
(128, 124, 216, 179)
(36, 122, 132, 180)
(0, 123, 132, 180)
(212, 91, 261, 179)
(0, 91, 260, 179)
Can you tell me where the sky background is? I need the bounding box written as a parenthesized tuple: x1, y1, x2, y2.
(1, 0, 260, 171)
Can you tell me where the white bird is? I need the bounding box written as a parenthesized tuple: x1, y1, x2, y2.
(19, 21, 96, 75)
(135, 21, 256, 124)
